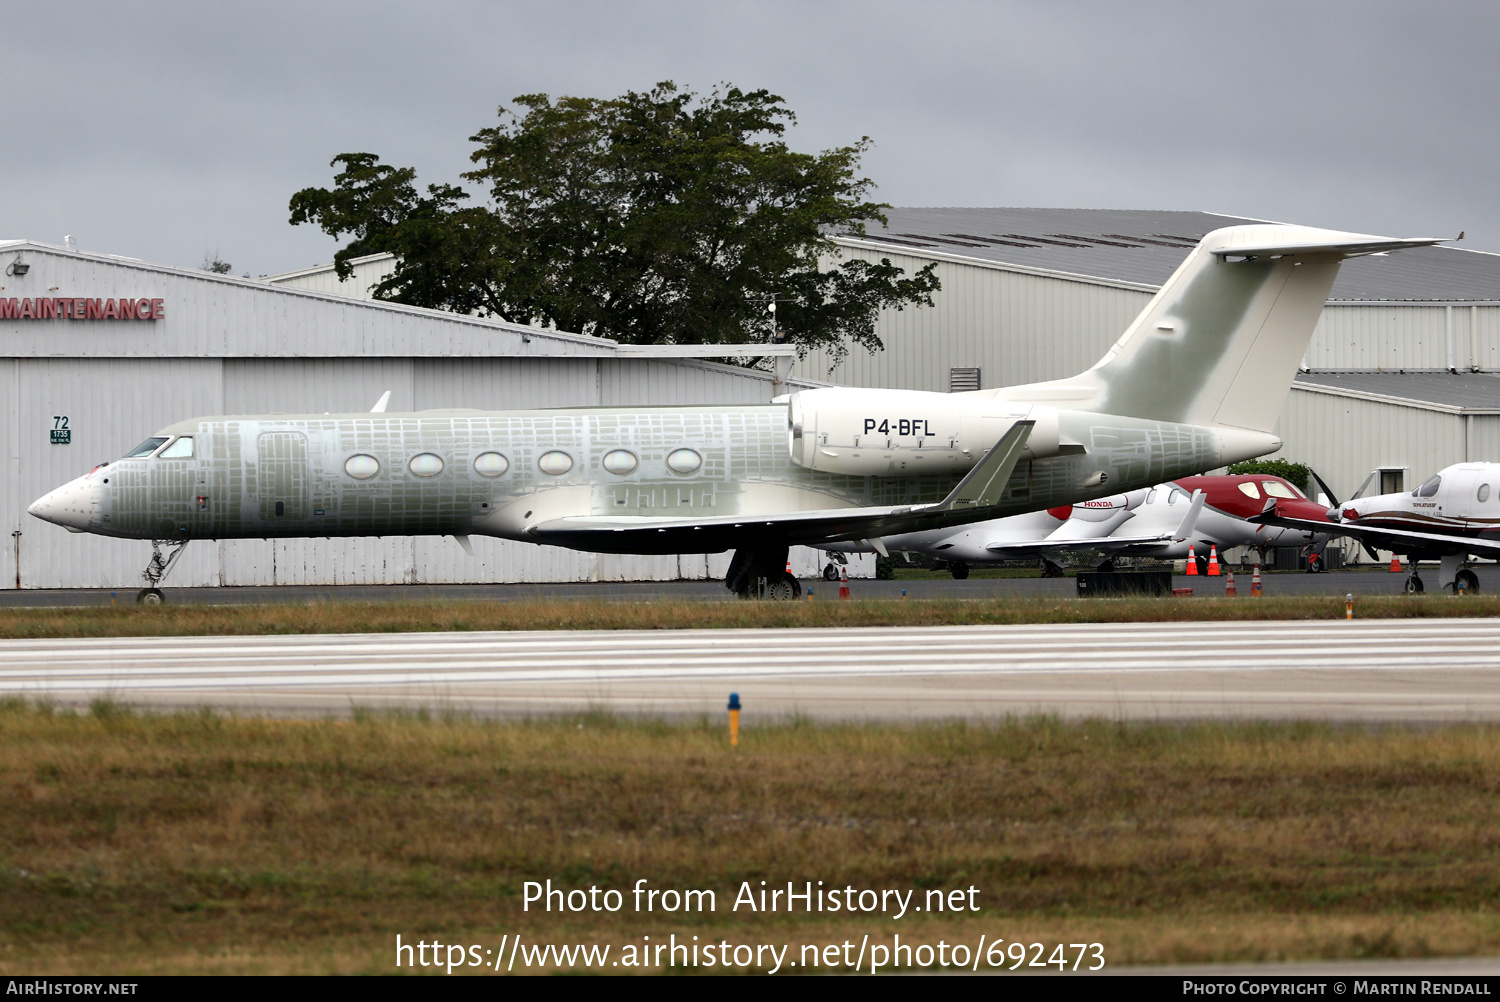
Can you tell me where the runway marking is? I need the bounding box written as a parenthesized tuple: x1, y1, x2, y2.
(2, 620, 1497, 695)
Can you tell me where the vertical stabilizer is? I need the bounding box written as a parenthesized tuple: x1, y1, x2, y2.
(1006, 225, 1440, 432)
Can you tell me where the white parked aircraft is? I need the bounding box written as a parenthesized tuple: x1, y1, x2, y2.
(822, 474, 1336, 577)
(1256, 462, 1500, 593)
(28, 224, 1439, 601)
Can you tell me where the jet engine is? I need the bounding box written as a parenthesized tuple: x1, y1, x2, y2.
(786, 387, 1063, 477)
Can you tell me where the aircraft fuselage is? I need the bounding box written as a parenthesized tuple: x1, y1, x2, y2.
(34, 402, 1238, 554)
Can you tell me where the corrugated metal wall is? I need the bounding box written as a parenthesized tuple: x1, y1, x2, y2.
(797, 248, 1151, 390)
(1305, 305, 1500, 372)
(1274, 387, 1467, 502)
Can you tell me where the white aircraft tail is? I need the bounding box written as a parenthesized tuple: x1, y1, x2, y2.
(1007, 225, 1440, 433)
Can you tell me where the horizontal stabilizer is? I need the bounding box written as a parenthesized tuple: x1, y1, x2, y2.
(1211, 235, 1441, 259)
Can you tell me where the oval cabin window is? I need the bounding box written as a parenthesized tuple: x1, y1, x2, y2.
(602, 449, 638, 475)
(1480, 483, 1491, 503)
(344, 455, 380, 480)
(409, 453, 445, 477)
(473, 452, 509, 477)
(666, 448, 703, 475)
(538, 450, 574, 476)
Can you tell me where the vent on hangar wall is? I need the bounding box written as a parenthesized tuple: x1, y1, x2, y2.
(950, 367, 981, 392)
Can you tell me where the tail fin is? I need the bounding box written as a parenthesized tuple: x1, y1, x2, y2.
(1009, 225, 1440, 432)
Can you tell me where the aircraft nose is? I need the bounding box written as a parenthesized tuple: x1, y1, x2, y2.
(28, 478, 96, 532)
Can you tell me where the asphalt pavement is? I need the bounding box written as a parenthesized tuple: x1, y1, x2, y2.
(0, 564, 1493, 607)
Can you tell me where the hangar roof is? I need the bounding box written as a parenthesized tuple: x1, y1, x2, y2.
(841, 208, 1496, 303)
(1295, 371, 1500, 413)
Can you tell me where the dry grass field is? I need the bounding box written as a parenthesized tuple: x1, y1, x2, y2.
(1, 593, 1497, 640)
(2, 702, 1498, 974)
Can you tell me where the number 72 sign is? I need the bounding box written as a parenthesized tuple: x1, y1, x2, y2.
(50, 415, 70, 445)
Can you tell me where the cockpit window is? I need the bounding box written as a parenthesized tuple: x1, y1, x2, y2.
(1262, 481, 1298, 499)
(1238, 482, 1262, 499)
(123, 436, 169, 458)
(1415, 475, 1442, 498)
(159, 436, 194, 459)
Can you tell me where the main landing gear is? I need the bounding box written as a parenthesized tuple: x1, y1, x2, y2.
(1403, 556, 1482, 595)
(137, 538, 188, 605)
(726, 545, 801, 600)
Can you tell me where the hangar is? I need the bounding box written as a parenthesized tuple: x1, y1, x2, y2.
(0, 239, 821, 590)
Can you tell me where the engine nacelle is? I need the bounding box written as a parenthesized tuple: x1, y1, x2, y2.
(787, 387, 1063, 477)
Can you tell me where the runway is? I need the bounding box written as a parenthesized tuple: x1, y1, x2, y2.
(3, 618, 1498, 722)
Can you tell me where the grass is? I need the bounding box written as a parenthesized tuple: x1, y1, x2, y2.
(2, 703, 1499, 973)
(0, 594, 1497, 640)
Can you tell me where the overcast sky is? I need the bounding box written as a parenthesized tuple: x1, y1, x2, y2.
(4, 1, 1495, 276)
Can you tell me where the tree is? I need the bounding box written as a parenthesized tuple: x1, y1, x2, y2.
(201, 250, 232, 274)
(288, 83, 939, 361)
(1227, 459, 1311, 492)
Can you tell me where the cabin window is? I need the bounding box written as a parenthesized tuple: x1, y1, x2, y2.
(666, 448, 702, 475)
(158, 436, 194, 459)
(344, 455, 380, 480)
(1237, 482, 1261, 499)
(1416, 475, 1442, 498)
(1146, 488, 1158, 504)
(409, 453, 445, 477)
(473, 452, 509, 477)
(1262, 481, 1298, 500)
(602, 449, 638, 475)
(538, 451, 573, 476)
(1479, 483, 1491, 503)
(123, 436, 169, 458)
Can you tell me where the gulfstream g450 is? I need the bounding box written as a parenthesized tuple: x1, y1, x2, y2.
(29, 224, 1438, 601)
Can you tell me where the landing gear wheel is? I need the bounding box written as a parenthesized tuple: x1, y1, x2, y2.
(1455, 569, 1480, 594)
(1097, 559, 1115, 573)
(822, 563, 840, 582)
(1307, 555, 1323, 574)
(136, 588, 165, 605)
(762, 573, 801, 601)
(1404, 574, 1425, 595)
(1040, 559, 1064, 579)
(950, 561, 970, 580)
(1196, 555, 1210, 577)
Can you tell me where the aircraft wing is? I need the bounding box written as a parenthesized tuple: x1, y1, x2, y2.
(528, 422, 1035, 553)
(982, 490, 1205, 557)
(1251, 501, 1500, 560)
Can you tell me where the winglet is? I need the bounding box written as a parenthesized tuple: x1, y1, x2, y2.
(1174, 489, 1206, 540)
(939, 421, 1034, 510)
(370, 390, 392, 413)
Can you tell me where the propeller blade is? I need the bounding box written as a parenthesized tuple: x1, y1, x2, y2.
(1350, 471, 1377, 501)
(1308, 468, 1340, 508)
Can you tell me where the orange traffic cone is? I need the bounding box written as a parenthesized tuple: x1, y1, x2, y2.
(1389, 555, 1402, 573)
(1251, 563, 1262, 596)
(1207, 544, 1221, 577)
(838, 564, 851, 600)
(1186, 544, 1198, 575)
(786, 557, 793, 576)
(1224, 570, 1237, 597)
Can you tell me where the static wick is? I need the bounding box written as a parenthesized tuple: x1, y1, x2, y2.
(728, 692, 741, 747)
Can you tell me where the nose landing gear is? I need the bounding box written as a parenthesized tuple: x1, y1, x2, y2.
(137, 538, 188, 605)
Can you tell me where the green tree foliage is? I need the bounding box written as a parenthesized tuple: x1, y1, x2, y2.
(288, 83, 939, 360)
(1227, 459, 1311, 492)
